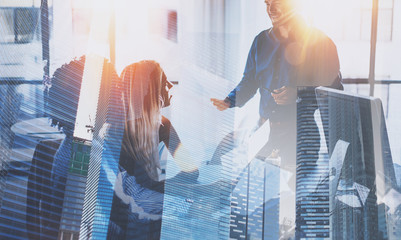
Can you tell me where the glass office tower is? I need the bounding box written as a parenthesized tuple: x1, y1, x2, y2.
(79, 58, 124, 240)
(296, 88, 330, 239)
(316, 87, 399, 240)
(58, 140, 91, 239)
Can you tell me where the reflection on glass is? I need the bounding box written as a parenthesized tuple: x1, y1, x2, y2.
(316, 87, 400, 240)
(26, 56, 85, 239)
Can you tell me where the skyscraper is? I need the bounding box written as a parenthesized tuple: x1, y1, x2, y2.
(58, 140, 91, 239)
(296, 87, 330, 239)
(315, 87, 399, 240)
(79, 59, 124, 239)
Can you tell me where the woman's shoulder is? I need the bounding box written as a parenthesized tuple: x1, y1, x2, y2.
(161, 115, 171, 126)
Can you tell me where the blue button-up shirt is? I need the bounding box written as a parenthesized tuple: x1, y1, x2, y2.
(226, 26, 341, 120)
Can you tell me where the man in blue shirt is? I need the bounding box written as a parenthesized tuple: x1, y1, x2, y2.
(211, 0, 342, 163)
(210, 1, 342, 236)
(211, 0, 341, 116)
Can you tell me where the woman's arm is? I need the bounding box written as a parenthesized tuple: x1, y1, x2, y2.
(159, 116, 180, 155)
(159, 116, 199, 172)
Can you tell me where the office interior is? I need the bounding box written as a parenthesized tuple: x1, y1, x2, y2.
(0, 0, 400, 239)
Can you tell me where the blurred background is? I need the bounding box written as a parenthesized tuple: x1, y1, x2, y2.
(0, 0, 400, 239)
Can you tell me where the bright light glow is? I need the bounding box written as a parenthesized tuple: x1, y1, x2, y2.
(114, 0, 151, 72)
(71, 0, 93, 9)
(74, 0, 173, 140)
(113, 0, 180, 73)
(74, 0, 112, 140)
(296, 0, 361, 39)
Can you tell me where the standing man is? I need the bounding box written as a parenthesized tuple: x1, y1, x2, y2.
(210, 0, 342, 237)
(211, 0, 342, 166)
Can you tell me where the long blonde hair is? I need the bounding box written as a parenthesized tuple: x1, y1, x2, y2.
(120, 60, 166, 180)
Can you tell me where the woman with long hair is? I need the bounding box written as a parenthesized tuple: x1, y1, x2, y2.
(107, 60, 198, 240)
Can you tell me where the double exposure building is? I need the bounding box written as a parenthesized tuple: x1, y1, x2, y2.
(296, 88, 330, 239)
(313, 87, 399, 240)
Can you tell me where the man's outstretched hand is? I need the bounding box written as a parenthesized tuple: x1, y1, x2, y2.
(210, 98, 230, 111)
